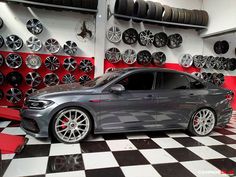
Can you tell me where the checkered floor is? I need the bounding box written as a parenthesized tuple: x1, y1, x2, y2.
(1, 115, 236, 177)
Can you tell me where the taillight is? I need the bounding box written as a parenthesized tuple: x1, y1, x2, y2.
(226, 93, 234, 101)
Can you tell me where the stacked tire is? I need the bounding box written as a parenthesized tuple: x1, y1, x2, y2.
(114, 0, 209, 26)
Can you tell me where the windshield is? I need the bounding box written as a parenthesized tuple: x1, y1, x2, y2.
(83, 72, 121, 88)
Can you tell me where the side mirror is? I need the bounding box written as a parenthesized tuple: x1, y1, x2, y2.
(110, 84, 125, 93)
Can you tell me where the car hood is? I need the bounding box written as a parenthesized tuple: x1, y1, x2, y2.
(29, 83, 96, 99)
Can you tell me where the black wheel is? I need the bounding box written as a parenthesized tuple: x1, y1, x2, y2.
(5, 53, 22, 69)
(26, 19, 43, 35)
(193, 55, 206, 68)
(146, 1, 156, 19)
(152, 52, 166, 66)
(212, 73, 224, 86)
(221, 40, 229, 54)
(167, 33, 183, 49)
(6, 88, 22, 104)
(44, 73, 60, 87)
(205, 56, 216, 69)
(52, 108, 92, 143)
(26, 88, 37, 97)
(227, 58, 236, 71)
(5, 35, 23, 51)
(153, 32, 168, 48)
(79, 60, 93, 73)
(0, 54, 4, 66)
(105, 48, 122, 63)
(6, 71, 23, 87)
(133, 0, 146, 22)
(214, 41, 222, 54)
(26, 72, 42, 87)
(0, 72, 4, 85)
(0, 90, 4, 100)
(72, 0, 82, 7)
(0, 35, 4, 48)
(137, 50, 152, 66)
(63, 41, 78, 56)
(79, 75, 91, 85)
(63, 57, 77, 71)
(188, 108, 216, 136)
(45, 56, 60, 71)
(138, 30, 154, 46)
(122, 28, 138, 45)
(62, 74, 76, 84)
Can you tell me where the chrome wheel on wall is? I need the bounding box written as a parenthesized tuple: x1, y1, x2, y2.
(79, 75, 91, 85)
(179, 54, 193, 68)
(26, 72, 42, 87)
(63, 57, 77, 71)
(189, 108, 216, 136)
(79, 59, 93, 73)
(5, 53, 22, 69)
(6, 88, 23, 104)
(45, 56, 60, 71)
(44, 73, 60, 87)
(5, 35, 23, 51)
(106, 26, 122, 43)
(45, 38, 60, 54)
(26, 36, 42, 52)
(62, 74, 76, 84)
(63, 41, 78, 55)
(52, 108, 91, 143)
(105, 48, 121, 64)
(122, 49, 137, 65)
(138, 30, 154, 46)
(26, 54, 42, 69)
(26, 19, 43, 35)
(25, 88, 37, 97)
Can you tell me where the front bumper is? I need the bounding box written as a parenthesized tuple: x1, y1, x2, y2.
(20, 105, 57, 138)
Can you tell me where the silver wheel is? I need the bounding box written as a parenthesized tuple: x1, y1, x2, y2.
(25, 88, 37, 97)
(6, 35, 23, 51)
(54, 109, 91, 143)
(79, 60, 93, 73)
(105, 48, 121, 64)
(63, 41, 78, 56)
(6, 88, 22, 104)
(63, 58, 77, 71)
(179, 54, 193, 68)
(79, 75, 91, 85)
(138, 30, 154, 46)
(26, 19, 43, 35)
(205, 56, 216, 69)
(106, 26, 122, 43)
(62, 74, 76, 84)
(26, 36, 42, 52)
(26, 72, 42, 87)
(45, 56, 60, 71)
(122, 49, 137, 65)
(45, 38, 60, 54)
(26, 55, 42, 69)
(5, 53, 22, 69)
(44, 73, 60, 87)
(192, 109, 215, 136)
(193, 55, 206, 68)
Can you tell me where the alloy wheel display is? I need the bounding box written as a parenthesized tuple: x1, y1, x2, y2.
(79, 75, 91, 85)
(0, 72, 4, 85)
(63, 41, 78, 55)
(25, 88, 37, 97)
(6, 71, 23, 87)
(5, 35, 23, 51)
(105, 47, 122, 63)
(137, 50, 152, 65)
(152, 52, 166, 66)
(179, 54, 193, 68)
(212, 73, 225, 86)
(63, 57, 77, 71)
(193, 55, 206, 68)
(122, 49, 137, 65)
(26, 19, 43, 35)
(122, 28, 138, 45)
(138, 30, 154, 46)
(45, 38, 60, 54)
(0, 54, 4, 66)
(45, 56, 60, 71)
(191, 72, 203, 80)
(26, 55, 42, 69)
(62, 74, 76, 84)
(106, 26, 122, 43)
(44, 73, 60, 87)
(0, 35, 4, 48)
(26, 36, 42, 52)
(79, 59, 93, 73)
(153, 32, 168, 48)
(205, 56, 216, 69)
(26, 72, 42, 87)
(5, 53, 22, 69)
(167, 33, 183, 49)
(6, 88, 23, 104)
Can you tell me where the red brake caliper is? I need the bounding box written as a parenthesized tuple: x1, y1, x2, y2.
(194, 116, 199, 125)
(61, 117, 69, 129)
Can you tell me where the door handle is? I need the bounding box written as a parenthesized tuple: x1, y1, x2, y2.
(144, 95, 153, 100)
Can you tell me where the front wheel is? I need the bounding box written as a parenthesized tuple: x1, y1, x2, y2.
(188, 108, 216, 136)
(52, 108, 91, 144)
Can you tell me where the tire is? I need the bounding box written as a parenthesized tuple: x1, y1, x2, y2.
(0, 17, 3, 29)
(171, 7, 179, 23)
(114, 0, 127, 15)
(52, 107, 92, 144)
(154, 2, 163, 20)
(194, 10, 203, 25)
(162, 5, 172, 22)
(82, 0, 92, 8)
(62, 0, 72, 6)
(177, 8, 185, 23)
(126, 0, 134, 16)
(133, 0, 146, 22)
(90, 0, 98, 9)
(189, 10, 196, 24)
(72, 0, 82, 7)
(184, 9, 191, 24)
(146, 1, 156, 19)
(201, 10, 209, 26)
(188, 108, 216, 136)
(52, 0, 62, 5)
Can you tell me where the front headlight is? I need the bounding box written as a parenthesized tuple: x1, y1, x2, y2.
(25, 99, 54, 110)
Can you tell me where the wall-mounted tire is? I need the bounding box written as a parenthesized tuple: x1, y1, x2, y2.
(133, 0, 146, 22)
(146, 1, 156, 19)
(193, 10, 203, 25)
(171, 7, 179, 23)
(162, 5, 172, 22)
(184, 9, 191, 24)
(189, 10, 196, 24)
(62, 0, 72, 6)
(72, 0, 82, 7)
(52, 0, 62, 5)
(114, 0, 127, 15)
(154, 2, 163, 20)
(201, 10, 209, 26)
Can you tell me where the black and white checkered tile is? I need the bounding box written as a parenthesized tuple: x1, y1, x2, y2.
(1, 115, 236, 177)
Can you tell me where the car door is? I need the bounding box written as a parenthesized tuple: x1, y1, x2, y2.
(155, 71, 203, 129)
(98, 71, 159, 132)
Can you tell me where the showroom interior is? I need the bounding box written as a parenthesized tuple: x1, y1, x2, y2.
(1, 0, 236, 176)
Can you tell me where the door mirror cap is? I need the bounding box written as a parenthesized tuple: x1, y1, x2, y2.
(110, 84, 125, 93)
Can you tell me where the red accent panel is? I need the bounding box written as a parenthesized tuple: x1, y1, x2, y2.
(0, 133, 25, 154)
(0, 107, 21, 121)
(223, 76, 236, 110)
(0, 51, 94, 107)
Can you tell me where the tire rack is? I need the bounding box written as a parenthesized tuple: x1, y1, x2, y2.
(0, 51, 94, 107)
(107, 5, 207, 30)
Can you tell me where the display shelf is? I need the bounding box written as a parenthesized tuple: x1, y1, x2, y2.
(4, 0, 98, 13)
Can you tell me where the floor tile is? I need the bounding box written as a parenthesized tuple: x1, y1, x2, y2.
(0, 121, 11, 128)
(85, 135, 105, 141)
(226, 135, 236, 140)
(153, 163, 195, 177)
(140, 149, 177, 164)
(146, 131, 168, 138)
(1, 154, 15, 160)
(166, 148, 201, 162)
(130, 139, 160, 149)
(49, 143, 81, 156)
(1, 127, 26, 136)
(85, 167, 125, 177)
(126, 133, 150, 139)
(83, 152, 118, 170)
(80, 141, 110, 153)
(214, 128, 236, 135)
(152, 137, 184, 149)
(174, 137, 204, 147)
(208, 158, 236, 176)
(26, 135, 51, 145)
(1, 160, 11, 177)
(226, 128, 236, 133)
(211, 136, 236, 144)
(14, 144, 50, 158)
(181, 160, 227, 177)
(46, 171, 85, 177)
(47, 154, 84, 173)
(231, 157, 236, 162)
(3, 157, 48, 177)
(192, 136, 223, 146)
(106, 139, 137, 151)
(210, 145, 236, 157)
(113, 150, 149, 166)
(166, 131, 189, 138)
(228, 144, 236, 150)
(121, 165, 161, 177)
(102, 133, 127, 140)
(187, 146, 225, 160)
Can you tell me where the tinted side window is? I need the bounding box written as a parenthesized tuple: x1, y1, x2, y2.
(187, 76, 205, 89)
(117, 72, 154, 90)
(161, 72, 190, 89)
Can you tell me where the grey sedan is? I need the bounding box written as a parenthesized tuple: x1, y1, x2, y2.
(21, 68, 233, 143)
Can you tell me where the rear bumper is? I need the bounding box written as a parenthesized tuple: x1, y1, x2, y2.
(216, 107, 233, 127)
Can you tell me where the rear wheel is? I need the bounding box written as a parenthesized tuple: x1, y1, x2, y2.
(52, 108, 91, 143)
(188, 108, 216, 136)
